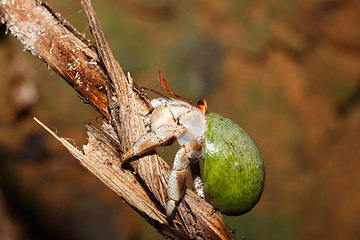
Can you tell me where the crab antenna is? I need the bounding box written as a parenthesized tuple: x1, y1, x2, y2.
(159, 71, 193, 105)
(197, 99, 208, 114)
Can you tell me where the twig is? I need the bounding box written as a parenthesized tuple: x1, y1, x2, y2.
(0, 0, 234, 239)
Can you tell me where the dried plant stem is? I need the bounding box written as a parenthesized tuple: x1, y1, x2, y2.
(0, 0, 233, 239)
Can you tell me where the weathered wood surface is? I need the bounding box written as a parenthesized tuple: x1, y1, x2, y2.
(0, 0, 234, 239)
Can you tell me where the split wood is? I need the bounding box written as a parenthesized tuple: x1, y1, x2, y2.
(0, 0, 234, 239)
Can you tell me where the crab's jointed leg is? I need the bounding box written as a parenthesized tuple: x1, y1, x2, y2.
(190, 161, 205, 199)
(122, 124, 181, 161)
(122, 124, 203, 218)
(166, 141, 203, 218)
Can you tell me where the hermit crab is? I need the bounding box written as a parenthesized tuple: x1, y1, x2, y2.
(123, 75, 265, 218)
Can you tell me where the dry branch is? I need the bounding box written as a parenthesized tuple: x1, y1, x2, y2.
(0, 0, 234, 239)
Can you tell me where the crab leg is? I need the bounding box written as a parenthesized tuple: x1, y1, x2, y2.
(166, 141, 203, 218)
(190, 160, 205, 199)
(122, 124, 203, 218)
(122, 124, 181, 161)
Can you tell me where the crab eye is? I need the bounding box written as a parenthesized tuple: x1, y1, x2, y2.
(197, 99, 208, 114)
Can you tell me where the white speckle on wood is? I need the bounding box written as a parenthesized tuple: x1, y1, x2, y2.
(68, 62, 76, 71)
(75, 71, 80, 80)
(49, 42, 54, 54)
(88, 60, 97, 65)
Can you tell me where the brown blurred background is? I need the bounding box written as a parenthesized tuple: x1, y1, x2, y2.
(1, 0, 360, 239)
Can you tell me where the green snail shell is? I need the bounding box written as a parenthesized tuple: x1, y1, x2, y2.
(204, 113, 265, 216)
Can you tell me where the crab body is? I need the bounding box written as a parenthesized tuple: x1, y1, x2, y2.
(122, 98, 265, 218)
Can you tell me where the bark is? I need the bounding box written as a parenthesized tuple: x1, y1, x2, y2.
(0, 0, 234, 239)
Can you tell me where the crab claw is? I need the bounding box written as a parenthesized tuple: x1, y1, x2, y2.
(166, 199, 177, 219)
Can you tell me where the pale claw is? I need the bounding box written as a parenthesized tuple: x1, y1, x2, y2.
(166, 199, 177, 219)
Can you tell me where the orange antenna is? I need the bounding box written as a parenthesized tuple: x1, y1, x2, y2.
(159, 71, 193, 105)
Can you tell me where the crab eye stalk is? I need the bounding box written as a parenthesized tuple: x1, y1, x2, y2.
(197, 99, 208, 114)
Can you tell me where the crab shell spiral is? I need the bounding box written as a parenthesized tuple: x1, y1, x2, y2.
(203, 113, 265, 216)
